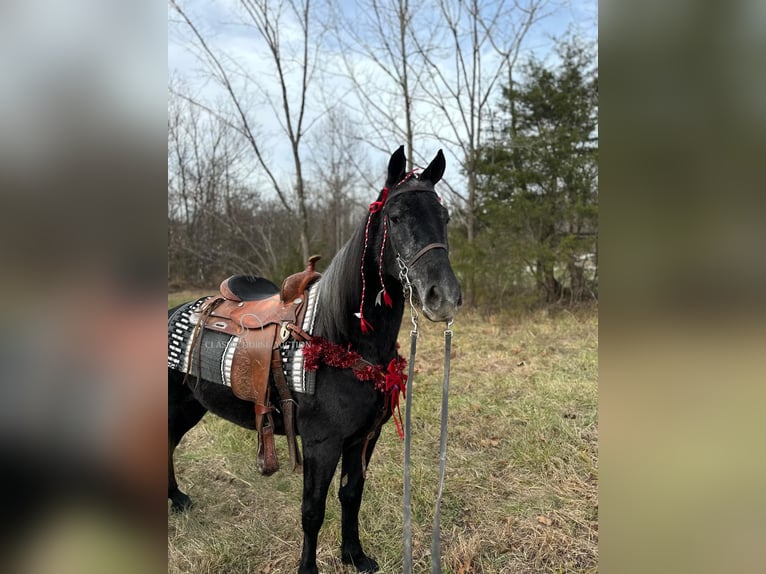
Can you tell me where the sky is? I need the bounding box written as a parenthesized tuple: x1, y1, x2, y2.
(168, 0, 597, 203)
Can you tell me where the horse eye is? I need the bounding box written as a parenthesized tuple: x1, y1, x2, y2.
(389, 215, 401, 224)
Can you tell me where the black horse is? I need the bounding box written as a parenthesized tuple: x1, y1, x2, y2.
(168, 146, 461, 574)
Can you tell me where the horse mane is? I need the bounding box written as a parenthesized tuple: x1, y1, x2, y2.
(313, 216, 367, 343)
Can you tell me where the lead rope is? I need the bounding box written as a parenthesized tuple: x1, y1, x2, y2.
(431, 320, 453, 574)
(400, 256, 454, 574)
(400, 256, 418, 574)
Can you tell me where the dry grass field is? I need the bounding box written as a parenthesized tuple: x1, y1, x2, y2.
(168, 296, 598, 574)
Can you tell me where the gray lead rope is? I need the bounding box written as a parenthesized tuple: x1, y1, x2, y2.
(402, 321, 452, 574)
(402, 326, 417, 574)
(430, 322, 452, 574)
(401, 255, 419, 574)
(398, 253, 454, 574)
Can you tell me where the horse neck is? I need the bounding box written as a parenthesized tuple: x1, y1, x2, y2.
(314, 217, 405, 364)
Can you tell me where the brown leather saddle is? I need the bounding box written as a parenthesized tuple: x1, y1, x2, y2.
(192, 255, 321, 475)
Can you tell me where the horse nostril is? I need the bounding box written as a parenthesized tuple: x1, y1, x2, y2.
(457, 293, 463, 307)
(426, 285, 443, 309)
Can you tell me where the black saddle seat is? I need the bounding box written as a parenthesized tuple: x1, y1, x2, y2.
(222, 275, 280, 301)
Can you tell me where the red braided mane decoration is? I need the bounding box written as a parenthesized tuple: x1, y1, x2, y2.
(356, 168, 420, 334)
(303, 337, 408, 439)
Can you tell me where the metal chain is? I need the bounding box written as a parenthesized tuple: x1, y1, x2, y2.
(397, 254, 419, 335)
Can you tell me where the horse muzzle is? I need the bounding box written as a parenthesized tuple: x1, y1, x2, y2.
(414, 272, 462, 323)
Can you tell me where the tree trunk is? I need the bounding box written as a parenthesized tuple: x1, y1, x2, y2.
(567, 260, 585, 301)
(536, 258, 561, 303)
(296, 180, 310, 262)
(398, 0, 414, 171)
(544, 265, 561, 302)
(464, 152, 477, 305)
(293, 145, 311, 262)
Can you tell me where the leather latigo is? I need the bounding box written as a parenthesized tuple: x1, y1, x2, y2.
(258, 424, 279, 476)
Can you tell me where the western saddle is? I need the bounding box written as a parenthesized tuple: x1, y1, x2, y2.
(193, 256, 322, 475)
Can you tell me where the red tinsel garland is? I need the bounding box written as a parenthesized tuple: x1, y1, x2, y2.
(303, 336, 408, 439)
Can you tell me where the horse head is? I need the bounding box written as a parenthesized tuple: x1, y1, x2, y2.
(380, 146, 462, 322)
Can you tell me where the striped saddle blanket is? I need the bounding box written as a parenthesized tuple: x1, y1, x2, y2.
(167, 281, 321, 396)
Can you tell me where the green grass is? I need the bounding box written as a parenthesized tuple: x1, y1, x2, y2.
(168, 297, 598, 573)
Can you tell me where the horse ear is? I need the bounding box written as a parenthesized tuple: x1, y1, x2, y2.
(420, 149, 445, 185)
(386, 145, 407, 188)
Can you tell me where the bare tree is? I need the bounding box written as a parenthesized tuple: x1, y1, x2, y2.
(417, 0, 553, 241)
(168, 88, 257, 284)
(412, 0, 555, 301)
(325, 0, 441, 171)
(307, 108, 370, 253)
(170, 0, 324, 261)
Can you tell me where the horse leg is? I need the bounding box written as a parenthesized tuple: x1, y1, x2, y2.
(298, 438, 343, 574)
(339, 435, 380, 573)
(168, 371, 207, 512)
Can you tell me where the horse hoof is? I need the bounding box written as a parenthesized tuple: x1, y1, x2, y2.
(169, 492, 193, 512)
(341, 552, 379, 573)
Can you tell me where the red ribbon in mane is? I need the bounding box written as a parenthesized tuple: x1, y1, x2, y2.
(357, 169, 420, 333)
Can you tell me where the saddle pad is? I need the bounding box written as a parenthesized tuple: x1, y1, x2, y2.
(278, 280, 321, 395)
(168, 298, 204, 373)
(168, 297, 239, 387)
(167, 280, 321, 396)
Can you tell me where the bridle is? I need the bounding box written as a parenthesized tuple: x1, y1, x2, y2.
(359, 178, 455, 572)
(383, 184, 448, 278)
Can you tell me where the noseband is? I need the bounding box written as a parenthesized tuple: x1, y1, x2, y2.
(403, 241, 447, 267)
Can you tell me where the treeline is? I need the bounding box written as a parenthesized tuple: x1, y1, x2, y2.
(168, 189, 366, 290)
(168, 0, 597, 308)
(455, 40, 598, 307)
(168, 100, 368, 287)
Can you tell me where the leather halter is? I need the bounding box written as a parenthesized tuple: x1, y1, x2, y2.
(406, 242, 447, 267)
